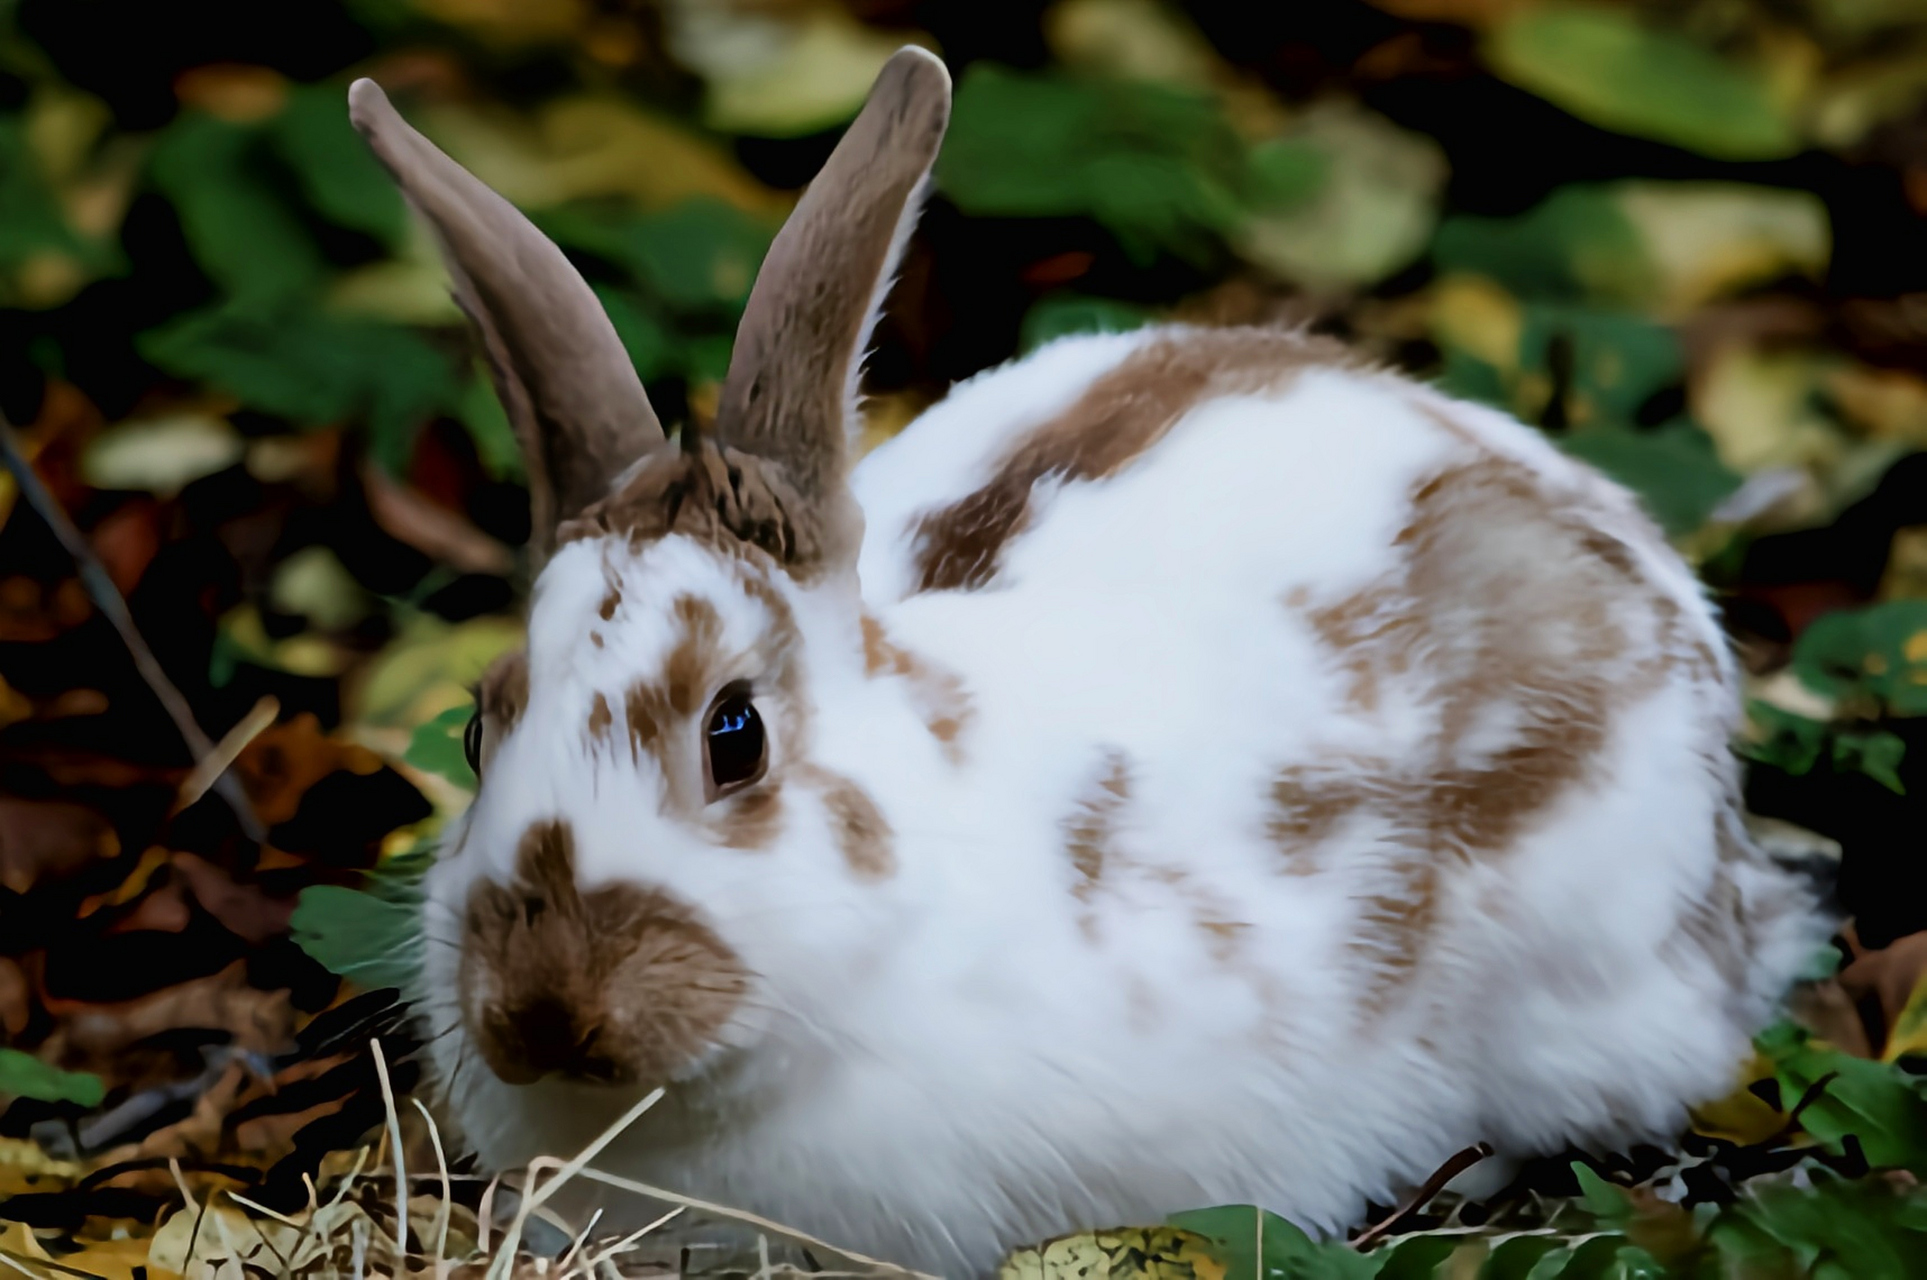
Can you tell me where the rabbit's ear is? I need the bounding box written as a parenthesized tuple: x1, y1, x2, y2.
(714, 48, 950, 538)
(347, 79, 664, 564)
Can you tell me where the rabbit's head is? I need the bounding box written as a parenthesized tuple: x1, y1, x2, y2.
(349, 50, 950, 1094)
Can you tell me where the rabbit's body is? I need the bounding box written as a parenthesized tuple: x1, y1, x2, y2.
(348, 50, 1821, 1280)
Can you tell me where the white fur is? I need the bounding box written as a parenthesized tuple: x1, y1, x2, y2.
(416, 329, 1821, 1277)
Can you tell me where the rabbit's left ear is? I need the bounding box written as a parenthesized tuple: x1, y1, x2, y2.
(713, 48, 951, 561)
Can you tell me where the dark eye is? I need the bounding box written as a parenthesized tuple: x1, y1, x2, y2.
(463, 709, 485, 774)
(704, 687, 766, 799)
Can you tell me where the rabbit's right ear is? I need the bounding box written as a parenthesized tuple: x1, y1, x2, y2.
(347, 80, 664, 566)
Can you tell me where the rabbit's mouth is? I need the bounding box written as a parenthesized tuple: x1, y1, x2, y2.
(456, 818, 751, 1090)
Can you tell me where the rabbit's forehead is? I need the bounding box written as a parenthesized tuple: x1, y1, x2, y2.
(528, 535, 777, 673)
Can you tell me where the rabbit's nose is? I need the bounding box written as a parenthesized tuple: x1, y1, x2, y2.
(487, 996, 620, 1084)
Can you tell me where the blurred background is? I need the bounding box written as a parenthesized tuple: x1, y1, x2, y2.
(2, 0, 1927, 1273)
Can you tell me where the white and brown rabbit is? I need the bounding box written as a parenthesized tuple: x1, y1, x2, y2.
(349, 48, 1822, 1276)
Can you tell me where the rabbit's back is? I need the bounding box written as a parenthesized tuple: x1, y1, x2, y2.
(847, 325, 1818, 1208)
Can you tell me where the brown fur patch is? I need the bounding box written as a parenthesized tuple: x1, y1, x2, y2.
(558, 439, 832, 579)
(1063, 751, 1131, 930)
(471, 650, 530, 777)
(796, 764, 895, 879)
(1271, 450, 1705, 1014)
(910, 328, 1364, 593)
(1059, 752, 1272, 1014)
(858, 613, 974, 761)
(460, 819, 748, 1086)
(586, 692, 613, 743)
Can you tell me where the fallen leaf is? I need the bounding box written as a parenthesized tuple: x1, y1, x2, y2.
(359, 461, 514, 578)
(39, 963, 296, 1076)
(1839, 932, 1927, 1058)
(665, 0, 938, 138)
(170, 854, 297, 945)
(416, 93, 785, 215)
(78, 412, 245, 498)
(1484, 2, 1802, 160)
(1233, 100, 1445, 291)
(268, 545, 372, 633)
(0, 796, 119, 894)
(232, 713, 384, 828)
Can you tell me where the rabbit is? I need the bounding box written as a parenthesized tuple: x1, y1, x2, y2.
(348, 47, 1825, 1278)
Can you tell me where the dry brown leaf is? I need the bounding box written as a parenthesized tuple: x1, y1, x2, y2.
(359, 461, 514, 577)
(170, 852, 297, 945)
(40, 962, 295, 1075)
(0, 795, 119, 894)
(232, 713, 384, 828)
(173, 64, 289, 123)
(1837, 930, 1927, 1054)
(0, 955, 29, 1039)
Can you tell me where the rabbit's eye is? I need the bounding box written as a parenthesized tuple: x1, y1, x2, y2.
(704, 686, 766, 800)
(463, 710, 485, 775)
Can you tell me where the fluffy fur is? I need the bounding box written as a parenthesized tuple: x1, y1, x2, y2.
(413, 326, 1820, 1274)
(350, 47, 1825, 1280)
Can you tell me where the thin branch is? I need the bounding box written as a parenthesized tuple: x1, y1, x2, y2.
(1351, 1142, 1495, 1251)
(0, 409, 265, 842)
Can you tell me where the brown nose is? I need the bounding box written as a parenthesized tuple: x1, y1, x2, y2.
(485, 996, 618, 1084)
(459, 819, 751, 1089)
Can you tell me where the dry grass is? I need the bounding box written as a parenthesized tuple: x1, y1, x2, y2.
(0, 1042, 938, 1280)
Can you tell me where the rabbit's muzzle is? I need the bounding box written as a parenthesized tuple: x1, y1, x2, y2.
(457, 819, 749, 1087)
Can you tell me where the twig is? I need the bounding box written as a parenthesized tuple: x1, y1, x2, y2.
(1351, 1142, 1495, 1250)
(0, 410, 266, 842)
(173, 693, 278, 814)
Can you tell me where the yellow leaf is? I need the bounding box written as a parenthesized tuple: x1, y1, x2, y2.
(1614, 182, 1830, 318)
(1429, 274, 1524, 373)
(0, 1220, 52, 1261)
(415, 0, 586, 46)
(346, 612, 524, 731)
(1689, 1051, 1787, 1146)
(66, 1236, 179, 1280)
(81, 412, 244, 498)
(1885, 969, 1927, 1063)
(667, 0, 941, 138)
(1001, 1227, 1226, 1280)
(418, 95, 784, 215)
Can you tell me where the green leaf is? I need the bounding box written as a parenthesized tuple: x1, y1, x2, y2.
(457, 368, 524, 481)
(1519, 303, 1684, 425)
(1557, 421, 1741, 537)
(591, 285, 676, 381)
(0, 116, 121, 306)
(1740, 700, 1831, 777)
(1791, 599, 1927, 716)
(940, 64, 1251, 264)
(1166, 1206, 1379, 1280)
(1020, 293, 1155, 353)
(1833, 729, 1908, 794)
(1762, 1021, 1927, 1170)
(268, 83, 406, 244)
(1570, 1163, 1633, 1223)
(406, 702, 477, 790)
(0, 1048, 106, 1107)
(1484, 3, 1800, 160)
(149, 112, 328, 303)
(290, 884, 424, 992)
(139, 302, 461, 469)
(1436, 188, 1649, 306)
(1481, 1235, 1563, 1280)
(539, 198, 775, 315)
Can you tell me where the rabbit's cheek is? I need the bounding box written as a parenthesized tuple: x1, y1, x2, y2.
(457, 818, 750, 1088)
